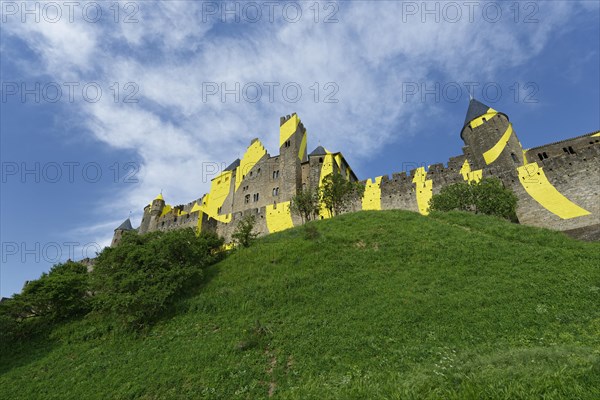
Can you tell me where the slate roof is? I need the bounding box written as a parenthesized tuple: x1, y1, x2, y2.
(309, 146, 327, 156)
(463, 98, 491, 127)
(224, 158, 240, 171)
(115, 218, 133, 231)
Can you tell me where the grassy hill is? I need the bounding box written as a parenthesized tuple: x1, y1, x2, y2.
(1, 210, 599, 399)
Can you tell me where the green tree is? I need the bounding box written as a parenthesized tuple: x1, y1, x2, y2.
(319, 172, 365, 217)
(0, 261, 90, 341)
(290, 186, 321, 223)
(429, 177, 518, 221)
(232, 214, 259, 248)
(90, 229, 223, 330)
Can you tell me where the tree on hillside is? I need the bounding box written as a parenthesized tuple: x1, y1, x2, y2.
(232, 214, 259, 247)
(319, 172, 365, 217)
(90, 228, 224, 330)
(429, 177, 518, 221)
(290, 186, 321, 223)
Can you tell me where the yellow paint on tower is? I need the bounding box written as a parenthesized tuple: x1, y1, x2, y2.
(280, 114, 300, 147)
(298, 131, 307, 160)
(468, 108, 498, 129)
(517, 163, 591, 219)
(266, 201, 294, 233)
(235, 140, 267, 191)
(362, 176, 382, 210)
(483, 124, 514, 165)
(412, 167, 432, 215)
(201, 170, 233, 223)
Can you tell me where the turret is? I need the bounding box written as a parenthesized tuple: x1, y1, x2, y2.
(460, 99, 524, 170)
(148, 193, 166, 231)
(279, 113, 307, 197)
(111, 218, 134, 247)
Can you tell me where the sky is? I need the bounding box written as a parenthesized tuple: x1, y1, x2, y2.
(1, 0, 599, 297)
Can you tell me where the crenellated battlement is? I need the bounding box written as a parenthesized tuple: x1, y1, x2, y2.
(112, 104, 600, 246)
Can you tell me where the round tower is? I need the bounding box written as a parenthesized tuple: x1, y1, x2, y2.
(148, 193, 165, 231)
(460, 99, 524, 170)
(111, 218, 134, 247)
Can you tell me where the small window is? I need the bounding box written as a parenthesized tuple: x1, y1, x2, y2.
(244, 194, 250, 204)
(217, 206, 222, 214)
(511, 153, 518, 164)
(563, 147, 569, 153)
(543, 152, 548, 159)
(538, 153, 543, 161)
(273, 187, 279, 196)
(257, 168, 261, 174)
(568, 146, 576, 154)
(319, 157, 323, 163)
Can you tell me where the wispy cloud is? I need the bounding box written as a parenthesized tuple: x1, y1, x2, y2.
(2, 0, 590, 234)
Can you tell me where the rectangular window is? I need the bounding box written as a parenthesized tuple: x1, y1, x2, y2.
(245, 194, 250, 204)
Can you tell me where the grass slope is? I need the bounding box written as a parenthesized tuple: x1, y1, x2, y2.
(1, 211, 599, 399)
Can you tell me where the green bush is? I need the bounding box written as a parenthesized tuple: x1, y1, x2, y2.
(290, 186, 321, 223)
(320, 172, 365, 217)
(232, 214, 258, 248)
(0, 261, 90, 342)
(429, 177, 518, 221)
(90, 229, 223, 330)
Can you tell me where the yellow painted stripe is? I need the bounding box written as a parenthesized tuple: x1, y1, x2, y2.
(517, 163, 591, 219)
(412, 167, 432, 215)
(459, 160, 482, 182)
(280, 115, 299, 147)
(483, 124, 513, 165)
(266, 201, 294, 233)
(468, 108, 497, 129)
(235, 140, 266, 191)
(362, 176, 382, 210)
(318, 153, 335, 219)
(298, 131, 307, 160)
(592, 132, 600, 137)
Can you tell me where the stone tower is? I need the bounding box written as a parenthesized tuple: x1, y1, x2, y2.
(111, 218, 134, 247)
(278, 113, 308, 197)
(147, 193, 165, 232)
(460, 99, 525, 170)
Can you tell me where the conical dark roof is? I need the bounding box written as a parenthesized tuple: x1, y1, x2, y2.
(115, 218, 133, 231)
(463, 98, 491, 127)
(224, 158, 240, 171)
(309, 146, 327, 156)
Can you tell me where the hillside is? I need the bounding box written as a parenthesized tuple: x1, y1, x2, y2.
(1, 210, 599, 399)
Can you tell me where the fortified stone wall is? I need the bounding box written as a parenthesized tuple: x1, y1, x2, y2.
(111, 105, 600, 246)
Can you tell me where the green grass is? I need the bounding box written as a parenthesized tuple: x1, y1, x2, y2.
(1, 210, 599, 399)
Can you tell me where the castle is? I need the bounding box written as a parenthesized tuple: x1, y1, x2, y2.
(111, 100, 600, 245)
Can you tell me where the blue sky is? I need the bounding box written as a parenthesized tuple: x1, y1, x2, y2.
(1, 1, 599, 297)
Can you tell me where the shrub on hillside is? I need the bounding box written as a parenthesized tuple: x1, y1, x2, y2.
(232, 214, 258, 248)
(291, 187, 321, 223)
(429, 177, 518, 221)
(320, 172, 365, 217)
(90, 229, 223, 330)
(0, 261, 90, 341)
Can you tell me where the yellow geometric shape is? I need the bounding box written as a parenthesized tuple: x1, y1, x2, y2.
(468, 108, 498, 129)
(160, 204, 172, 217)
(266, 201, 294, 233)
(154, 193, 164, 201)
(298, 131, 307, 160)
(190, 202, 202, 213)
(592, 132, 600, 137)
(280, 114, 300, 147)
(412, 167, 432, 215)
(459, 160, 482, 182)
(318, 152, 335, 219)
(483, 124, 513, 165)
(362, 176, 382, 210)
(517, 163, 591, 219)
(201, 170, 233, 223)
(235, 140, 267, 191)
